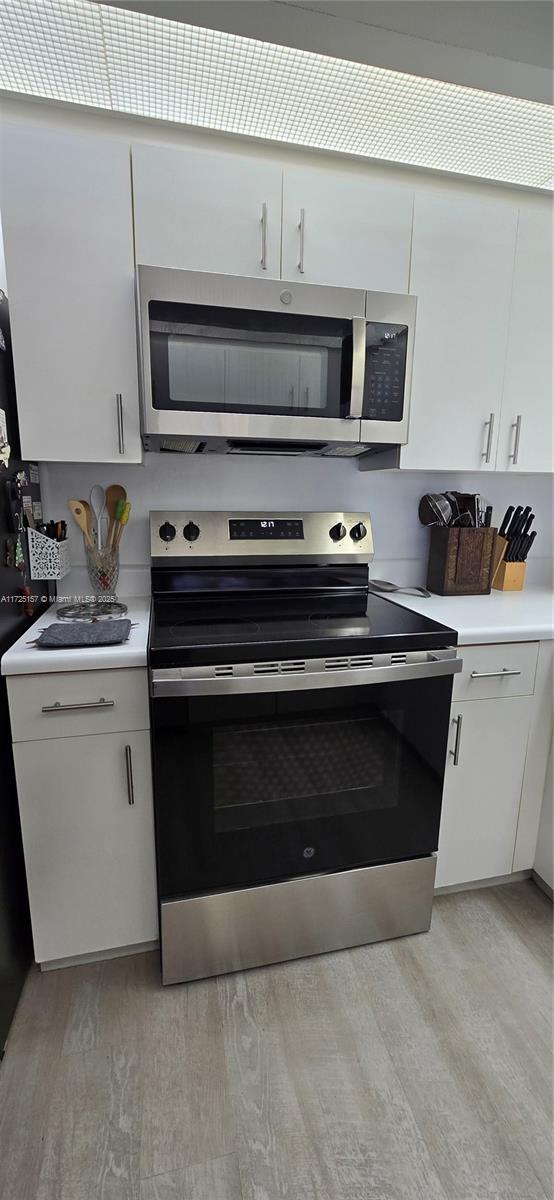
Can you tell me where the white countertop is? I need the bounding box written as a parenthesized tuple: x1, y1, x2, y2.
(1, 597, 151, 675)
(2, 588, 552, 676)
(386, 587, 554, 645)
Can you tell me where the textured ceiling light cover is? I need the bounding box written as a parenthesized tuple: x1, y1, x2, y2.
(1, 0, 552, 189)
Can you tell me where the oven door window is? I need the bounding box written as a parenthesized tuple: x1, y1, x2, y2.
(149, 301, 353, 418)
(152, 674, 453, 898)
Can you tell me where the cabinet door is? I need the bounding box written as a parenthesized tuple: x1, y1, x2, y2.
(436, 696, 532, 889)
(400, 191, 517, 471)
(132, 143, 282, 277)
(282, 165, 413, 290)
(497, 205, 553, 473)
(1, 124, 141, 462)
(13, 731, 157, 963)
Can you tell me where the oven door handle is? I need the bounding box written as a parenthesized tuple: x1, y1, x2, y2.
(345, 317, 366, 421)
(150, 651, 462, 697)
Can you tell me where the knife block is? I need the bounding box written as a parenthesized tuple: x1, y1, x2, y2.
(493, 561, 526, 591)
(426, 527, 497, 596)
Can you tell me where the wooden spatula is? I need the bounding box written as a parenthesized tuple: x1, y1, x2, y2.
(105, 484, 127, 549)
(68, 499, 95, 550)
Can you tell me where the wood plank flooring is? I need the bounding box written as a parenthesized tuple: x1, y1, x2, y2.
(0, 880, 551, 1200)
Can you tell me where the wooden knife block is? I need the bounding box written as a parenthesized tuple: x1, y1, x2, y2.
(490, 535, 526, 590)
(426, 527, 497, 596)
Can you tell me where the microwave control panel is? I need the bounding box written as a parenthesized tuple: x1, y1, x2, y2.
(364, 324, 408, 422)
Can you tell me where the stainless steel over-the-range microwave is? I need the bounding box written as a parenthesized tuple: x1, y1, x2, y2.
(137, 266, 417, 457)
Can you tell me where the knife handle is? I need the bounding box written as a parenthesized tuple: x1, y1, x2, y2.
(499, 506, 514, 538)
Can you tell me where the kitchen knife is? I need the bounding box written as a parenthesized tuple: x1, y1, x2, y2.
(506, 506, 523, 538)
(512, 506, 531, 538)
(522, 511, 534, 535)
(522, 530, 537, 561)
(484, 505, 493, 527)
(498, 506, 514, 538)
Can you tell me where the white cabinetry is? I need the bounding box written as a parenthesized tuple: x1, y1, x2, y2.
(282, 165, 413, 291)
(132, 143, 283, 277)
(497, 206, 553, 473)
(400, 191, 518, 472)
(436, 639, 541, 890)
(436, 695, 533, 888)
(0, 124, 141, 463)
(8, 667, 157, 965)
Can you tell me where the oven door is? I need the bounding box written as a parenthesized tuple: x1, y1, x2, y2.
(150, 652, 461, 899)
(138, 266, 366, 445)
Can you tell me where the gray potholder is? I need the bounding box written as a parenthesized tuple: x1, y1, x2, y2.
(35, 620, 132, 649)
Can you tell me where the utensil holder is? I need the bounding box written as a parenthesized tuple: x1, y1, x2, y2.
(85, 543, 119, 597)
(426, 527, 497, 595)
(28, 528, 71, 581)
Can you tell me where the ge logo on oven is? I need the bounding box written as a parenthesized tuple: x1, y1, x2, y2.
(303, 846, 315, 859)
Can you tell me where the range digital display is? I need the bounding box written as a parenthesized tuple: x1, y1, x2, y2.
(229, 518, 304, 541)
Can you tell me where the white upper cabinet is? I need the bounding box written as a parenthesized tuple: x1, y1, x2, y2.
(132, 143, 282, 277)
(497, 205, 553, 473)
(1, 124, 141, 463)
(281, 165, 413, 291)
(400, 191, 518, 472)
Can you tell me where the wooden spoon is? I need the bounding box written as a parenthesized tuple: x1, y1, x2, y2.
(68, 499, 95, 550)
(80, 499, 94, 541)
(105, 484, 127, 549)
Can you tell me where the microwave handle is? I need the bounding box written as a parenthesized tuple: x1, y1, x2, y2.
(346, 317, 366, 420)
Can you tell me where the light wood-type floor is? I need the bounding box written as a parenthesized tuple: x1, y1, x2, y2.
(0, 881, 551, 1200)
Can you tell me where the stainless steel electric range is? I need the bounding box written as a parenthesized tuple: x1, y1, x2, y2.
(148, 510, 461, 985)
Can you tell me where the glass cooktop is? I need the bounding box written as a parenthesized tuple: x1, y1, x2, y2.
(149, 594, 456, 667)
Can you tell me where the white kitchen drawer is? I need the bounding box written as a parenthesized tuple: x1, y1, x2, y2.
(453, 642, 539, 702)
(8, 668, 149, 742)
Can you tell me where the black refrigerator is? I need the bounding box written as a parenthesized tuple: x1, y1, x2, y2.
(0, 290, 48, 1055)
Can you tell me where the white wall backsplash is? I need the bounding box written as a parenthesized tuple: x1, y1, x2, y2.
(40, 455, 553, 598)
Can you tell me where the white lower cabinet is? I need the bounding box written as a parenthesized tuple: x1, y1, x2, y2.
(436, 695, 533, 889)
(13, 729, 158, 964)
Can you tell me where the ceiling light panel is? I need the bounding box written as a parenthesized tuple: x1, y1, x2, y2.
(1, 0, 552, 190)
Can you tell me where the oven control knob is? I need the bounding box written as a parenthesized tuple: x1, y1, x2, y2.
(159, 521, 176, 542)
(183, 521, 200, 542)
(350, 522, 367, 542)
(329, 522, 347, 542)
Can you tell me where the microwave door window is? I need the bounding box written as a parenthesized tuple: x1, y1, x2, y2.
(168, 336, 226, 406)
(149, 302, 352, 418)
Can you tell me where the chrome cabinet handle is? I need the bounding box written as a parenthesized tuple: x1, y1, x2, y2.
(116, 393, 125, 455)
(470, 668, 521, 679)
(260, 202, 268, 270)
(298, 208, 305, 274)
(125, 745, 135, 806)
(41, 697, 115, 713)
(449, 714, 463, 765)
(509, 414, 522, 464)
(482, 412, 495, 463)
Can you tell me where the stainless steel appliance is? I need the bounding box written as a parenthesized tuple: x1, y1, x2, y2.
(148, 509, 461, 985)
(137, 268, 416, 456)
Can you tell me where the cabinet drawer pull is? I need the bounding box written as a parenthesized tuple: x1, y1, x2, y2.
(298, 208, 305, 274)
(260, 202, 268, 270)
(509, 414, 522, 465)
(116, 393, 125, 455)
(470, 669, 521, 679)
(449, 714, 463, 766)
(125, 744, 135, 806)
(482, 412, 495, 463)
(41, 697, 115, 713)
